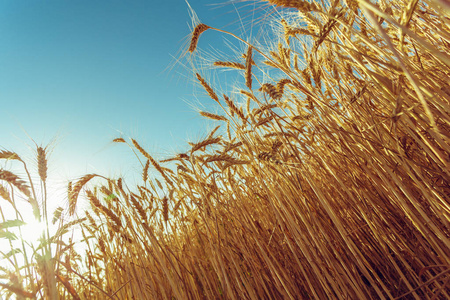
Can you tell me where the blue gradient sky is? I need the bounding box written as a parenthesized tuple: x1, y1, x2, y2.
(0, 1, 261, 181)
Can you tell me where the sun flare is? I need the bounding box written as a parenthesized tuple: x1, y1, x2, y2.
(19, 218, 48, 247)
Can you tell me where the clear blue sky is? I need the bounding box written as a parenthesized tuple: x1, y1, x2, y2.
(0, 0, 262, 181)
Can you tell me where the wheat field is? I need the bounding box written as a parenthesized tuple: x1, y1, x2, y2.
(1, 0, 449, 299)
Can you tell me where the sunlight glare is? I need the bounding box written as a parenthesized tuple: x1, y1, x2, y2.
(20, 218, 47, 247)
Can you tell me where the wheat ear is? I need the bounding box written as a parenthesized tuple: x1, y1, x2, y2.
(189, 24, 210, 52)
(37, 146, 47, 182)
(191, 137, 221, 153)
(196, 73, 220, 104)
(0, 169, 31, 197)
(0, 150, 20, 160)
(213, 61, 245, 69)
(268, 0, 319, 11)
(245, 46, 253, 90)
(199, 111, 228, 121)
(131, 139, 173, 187)
(69, 174, 97, 216)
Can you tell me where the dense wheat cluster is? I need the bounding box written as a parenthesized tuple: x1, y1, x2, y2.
(1, 0, 449, 299)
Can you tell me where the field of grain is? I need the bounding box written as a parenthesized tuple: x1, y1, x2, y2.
(1, 0, 449, 299)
